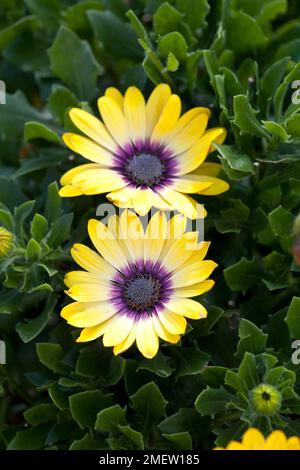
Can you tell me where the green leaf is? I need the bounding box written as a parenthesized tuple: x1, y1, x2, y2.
(118, 425, 144, 450)
(166, 52, 179, 72)
(14, 200, 35, 243)
(7, 425, 49, 450)
(236, 319, 268, 359)
(233, 95, 269, 138)
(130, 382, 167, 436)
(137, 351, 174, 377)
(24, 404, 57, 426)
(47, 213, 73, 247)
(195, 387, 236, 417)
(268, 205, 293, 239)
(176, 0, 210, 32)
(126, 9, 149, 44)
(36, 343, 70, 374)
(153, 2, 183, 36)
(48, 85, 78, 125)
(163, 432, 192, 450)
(45, 182, 61, 224)
(238, 353, 259, 389)
(49, 26, 102, 101)
(158, 32, 188, 62)
(70, 434, 108, 450)
(171, 342, 210, 377)
(285, 297, 300, 339)
(227, 10, 268, 52)
(215, 199, 249, 234)
(24, 121, 61, 144)
(262, 121, 290, 141)
(159, 408, 208, 438)
(95, 405, 127, 434)
(285, 115, 300, 138)
(31, 214, 48, 242)
(26, 238, 41, 259)
(88, 10, 143, 61)
(224, 257, 260, 293)
(215, 144, 254, 174)
(0, 16, 37, 51)
(69, 390, 114, 429)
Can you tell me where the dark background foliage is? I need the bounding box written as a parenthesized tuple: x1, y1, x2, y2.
(1, 0, 300, 450)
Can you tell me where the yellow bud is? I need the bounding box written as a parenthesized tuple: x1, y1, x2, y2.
(0, 227, 13, 259)
(250, 383, 281, 416)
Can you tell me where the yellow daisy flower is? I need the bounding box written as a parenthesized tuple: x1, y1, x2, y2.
(59, 84, 228, 219)
(215, 428, 300, 450)
(61, 211, 217, 358)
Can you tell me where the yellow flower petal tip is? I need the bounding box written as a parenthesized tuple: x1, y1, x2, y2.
(59, 84, 228, 218)
(215, 428, 300, 450)
(60, 212, 216, 358)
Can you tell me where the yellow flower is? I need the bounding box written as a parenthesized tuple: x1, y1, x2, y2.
(215, 428, 300, 450)
(61, 211, 217, 358)
(59, 84, 228, 219)
(0, 227, 13, 258)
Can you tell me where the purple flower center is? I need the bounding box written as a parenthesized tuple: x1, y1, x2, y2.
(124, 153, 165, 187)
(114, 140, 179, 190)
(111, 260, 173, 316)
(123, 273, 161, 311)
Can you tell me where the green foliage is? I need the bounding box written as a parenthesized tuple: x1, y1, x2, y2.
(1, 0, 300, 451)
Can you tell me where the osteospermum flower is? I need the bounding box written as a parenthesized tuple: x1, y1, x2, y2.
(61, 211, 217, 358)
(59, 84, 228, 219)
(215, 428, 300, 450)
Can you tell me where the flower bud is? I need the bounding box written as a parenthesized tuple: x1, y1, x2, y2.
(0, 227, 13, 259)
(250, 383, 282, 416)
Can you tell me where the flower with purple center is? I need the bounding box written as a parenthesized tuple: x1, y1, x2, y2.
(61, 211, 217, 358)
(59, 84, 229, 219)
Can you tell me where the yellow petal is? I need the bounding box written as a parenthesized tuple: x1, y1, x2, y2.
(136, 315, 159, 358)
(61, 301, 117, 327)
(159, 187, 199, 219)
(97, 96, 128, 148)
(59, 185, 83, 197)
(196, 162, 223, 177)
(174, 279, 215, 297)
(151, 94, 181, 143)
(265, 430, 287, 450)
(105, 87, 124, 110)
(158, 309, 187, 335)
(162, 233, 198, 272)
(66, 283, 111, 302)
(107, 186, 135, 205)
(172, 260, 218, 288)
(161, 214, 187, 256)
(178, 128, 226, 175)
(71, 243, 115, 277)
(76, 318, 112, 342)
(124, 86, 146, 143)
(166, 298, 207, 320)
(184, 175, 229, 195)
(132, 187, 154, 216)
(172, 176, 213, 193)
(63, 133, 113, 166)
(144, 211, 168, 263)
(69, 108, 116, 152)
(88, 219, 128, 269)
(287, 437, 300, 450)
(242, 428, 265, 450)
(103, 313, 135, 347)
(119, 209, 144, 262)
(60, 163, 101, 186)
(113, 324, 136, 355)
(71, 168, 126, 194)
(167, 110, 210, 154)
(146, 83, 171, 136)
(152, 314, 180, 344)
(64, 271, 102, 288)
(226, 441, 245, 450)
